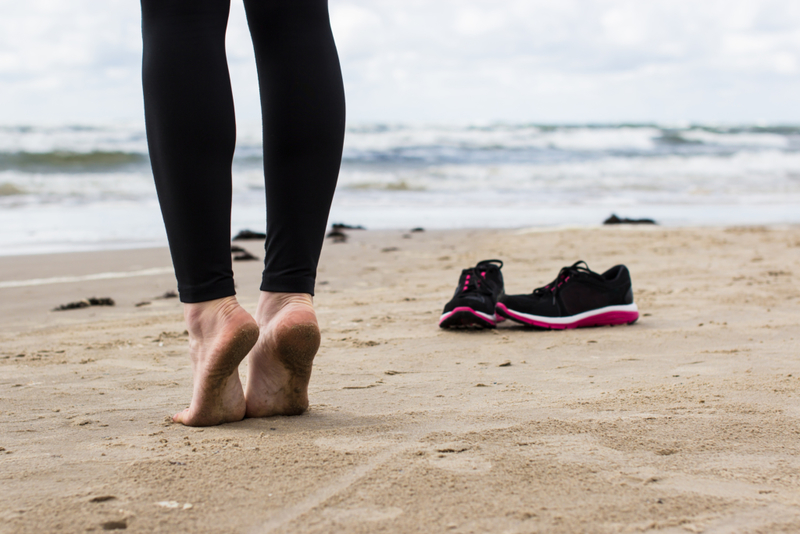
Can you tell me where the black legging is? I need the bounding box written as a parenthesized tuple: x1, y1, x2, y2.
(141, 0, 345, 303)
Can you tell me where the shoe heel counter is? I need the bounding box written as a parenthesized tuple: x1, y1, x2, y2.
(624, 286, 634, 304)
(615, 265, 634, 304)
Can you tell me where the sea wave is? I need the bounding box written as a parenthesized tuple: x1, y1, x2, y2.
(340, 124, 800, 165)
(2, 121, 800, 254)
(0, 151, 148, 173)
(0, 124, 148, 153)
(2, 123, 800, 172)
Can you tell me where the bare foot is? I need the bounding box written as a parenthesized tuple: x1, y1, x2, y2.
(173, 296, 259, 427)
(245, 292, 320, 417)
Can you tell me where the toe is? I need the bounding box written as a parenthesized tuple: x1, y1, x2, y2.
(173, 408, 189, 424)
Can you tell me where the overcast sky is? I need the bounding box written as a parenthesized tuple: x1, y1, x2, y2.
(1, 0, 800, 125)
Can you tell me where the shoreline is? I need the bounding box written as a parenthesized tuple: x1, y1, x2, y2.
(2, 225, 800, 532)
(2, 219, 800, 259)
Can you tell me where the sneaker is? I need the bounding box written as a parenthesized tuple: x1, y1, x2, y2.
(439, 259, 504, 329)
(496, 261, 639, 329)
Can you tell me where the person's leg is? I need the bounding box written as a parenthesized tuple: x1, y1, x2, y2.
(242, 0, 346, 416)
(142, 0, 258, 426)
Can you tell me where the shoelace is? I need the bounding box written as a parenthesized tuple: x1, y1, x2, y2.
(456, 259, 503, 296)
(533, 260, 597, 303)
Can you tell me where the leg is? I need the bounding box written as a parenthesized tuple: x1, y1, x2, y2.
(141, 0, 258, 426)
(242, 0, 345, 416)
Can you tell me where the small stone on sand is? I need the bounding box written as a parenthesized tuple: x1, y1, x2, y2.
(89, 495, 117, 503)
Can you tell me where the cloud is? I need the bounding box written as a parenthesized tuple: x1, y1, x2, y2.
(329, 4, 383, 54)
(454, 7, 507, 36)
(0, 0, 799, 124)
(327, 0, 800, 122)
(0, 0, 142, 123)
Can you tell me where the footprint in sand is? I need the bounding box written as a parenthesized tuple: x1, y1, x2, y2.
(313, 436, 394, 452)
(322, 506, 403, 523)
(427, 445, 492, 474)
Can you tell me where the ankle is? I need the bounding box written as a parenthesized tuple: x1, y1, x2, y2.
(255, 292, 315, 326)
(183, 296, 250, 339)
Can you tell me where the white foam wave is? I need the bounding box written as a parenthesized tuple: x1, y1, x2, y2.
(1, 122, 799, 255)
(680, 129, 790, 148)
(2, 123, 797, 160)
(0, 169, 157, 206)
(337, 150, 800, 200)
(342, 124, 662, 153)
(0, 124, 148, 154)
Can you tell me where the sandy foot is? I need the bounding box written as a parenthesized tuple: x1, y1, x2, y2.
(173, 296, 259, 427)
(245, 292, 320, 417)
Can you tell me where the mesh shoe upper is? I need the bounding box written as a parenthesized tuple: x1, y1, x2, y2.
(442, 259, 505, 317)
(499, 261, 633, 318)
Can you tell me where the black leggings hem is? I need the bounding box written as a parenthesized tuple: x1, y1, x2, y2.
(260, 274, 315, 296)
(178, 278, 236, 304)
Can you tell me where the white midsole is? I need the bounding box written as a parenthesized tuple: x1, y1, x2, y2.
(502, 303, 638, 324)
(440, 309, 496, 322)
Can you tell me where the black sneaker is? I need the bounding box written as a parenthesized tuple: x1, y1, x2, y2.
(496, 261, 639, 329)
(439, 259, 505, 329)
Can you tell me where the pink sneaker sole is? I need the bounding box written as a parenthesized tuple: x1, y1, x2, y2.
(439, 306, 497, 329)
(496, 302, 639, 329)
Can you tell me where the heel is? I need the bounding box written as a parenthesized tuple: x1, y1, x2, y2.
(275, 323, 319, 376)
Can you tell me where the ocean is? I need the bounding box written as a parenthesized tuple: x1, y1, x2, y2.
(1, 123, 799, 256)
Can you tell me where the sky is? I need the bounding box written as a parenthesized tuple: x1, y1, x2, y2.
(1, 0, 800, 125)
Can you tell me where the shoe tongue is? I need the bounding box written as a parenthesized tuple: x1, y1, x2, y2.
(476, 262, 498, 273)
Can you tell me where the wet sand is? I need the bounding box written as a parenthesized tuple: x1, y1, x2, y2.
(1, 226, 800, 533)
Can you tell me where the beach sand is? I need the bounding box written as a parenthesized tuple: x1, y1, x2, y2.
(1, 226, 799, 533)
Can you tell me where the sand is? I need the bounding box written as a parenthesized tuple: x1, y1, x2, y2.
(1, 225, 799, 533)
